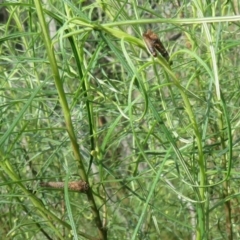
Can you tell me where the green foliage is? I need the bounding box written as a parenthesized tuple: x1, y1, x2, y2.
(1, 0, 240, 239)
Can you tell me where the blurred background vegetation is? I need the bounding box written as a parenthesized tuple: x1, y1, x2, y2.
(1, 0, 240, 239)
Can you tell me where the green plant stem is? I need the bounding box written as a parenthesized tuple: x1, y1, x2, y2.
(33, 1, 107, 239)
(0, 160, 69, 239)
(159, 59, 206, 239)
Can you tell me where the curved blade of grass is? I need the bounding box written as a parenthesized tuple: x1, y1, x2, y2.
(131, 147, 172, 240)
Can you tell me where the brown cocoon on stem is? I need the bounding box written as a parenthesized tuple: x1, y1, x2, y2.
(40, 181, 89, 193)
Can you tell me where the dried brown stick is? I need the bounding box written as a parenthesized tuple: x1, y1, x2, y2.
(40, 181, 89, 193)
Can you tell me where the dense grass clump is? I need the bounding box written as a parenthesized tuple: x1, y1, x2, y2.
(1, 1, 240, 239)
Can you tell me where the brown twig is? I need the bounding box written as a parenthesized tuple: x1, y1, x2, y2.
(40, 181, 89, 193)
